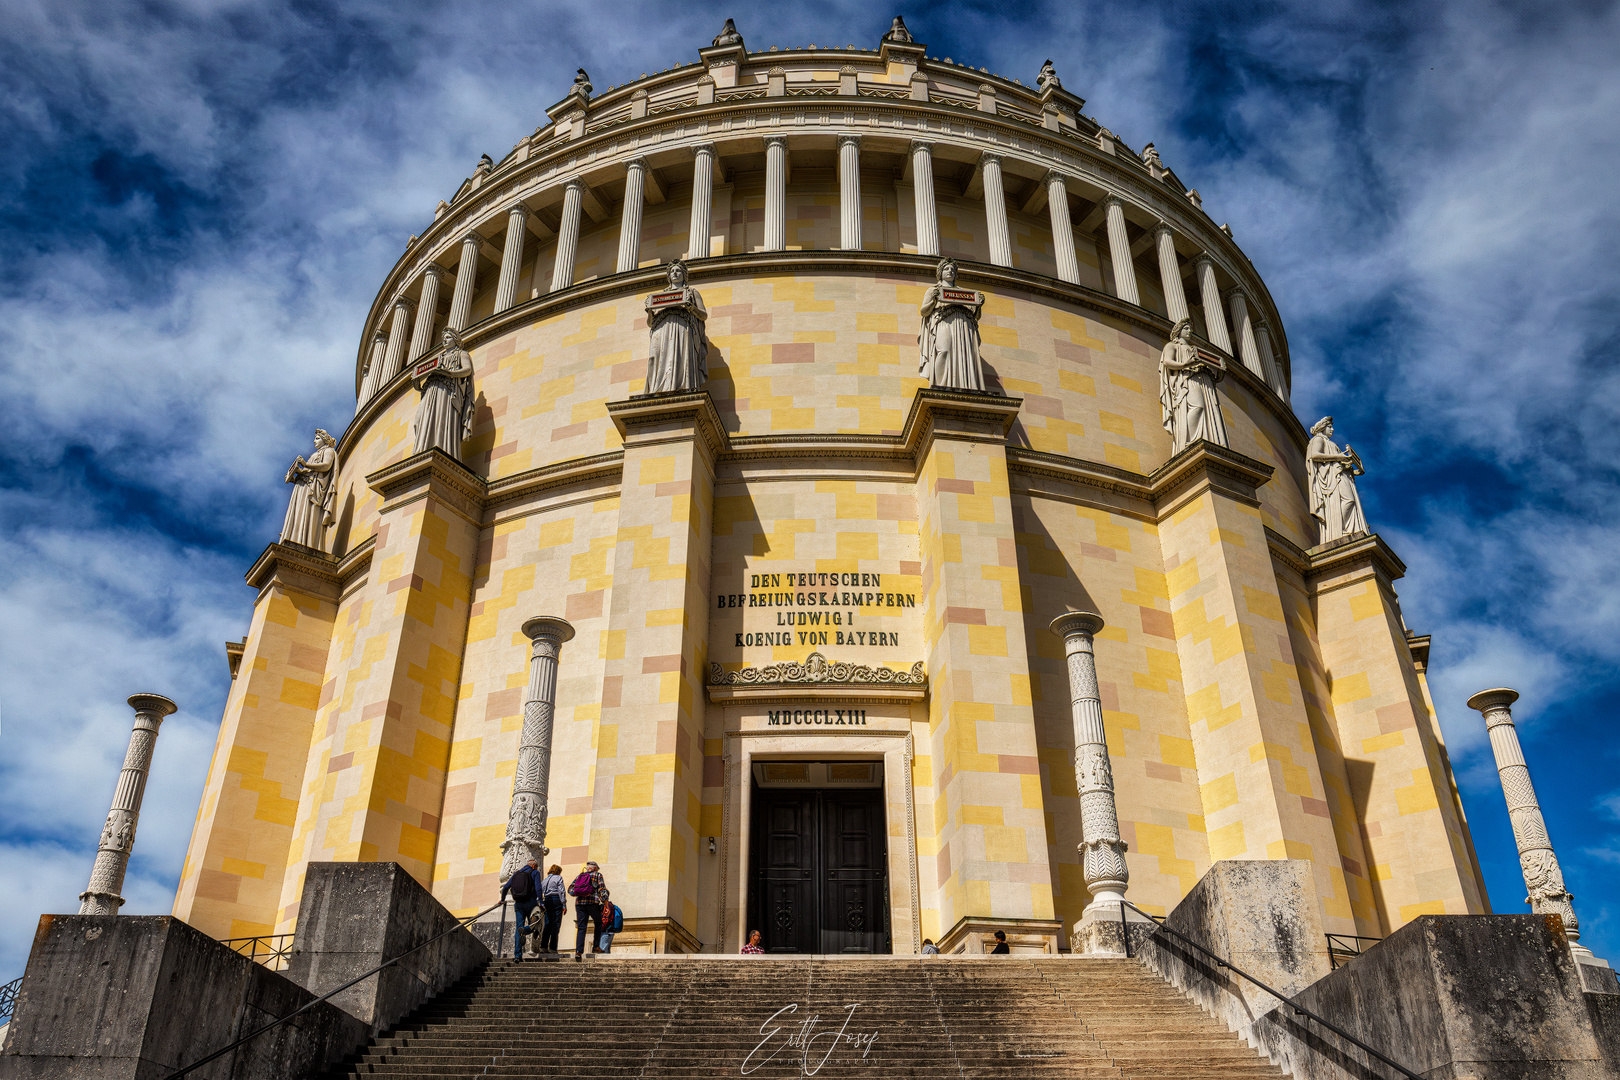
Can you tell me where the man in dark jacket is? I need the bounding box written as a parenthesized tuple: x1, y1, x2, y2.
(501, 859, 543, 961)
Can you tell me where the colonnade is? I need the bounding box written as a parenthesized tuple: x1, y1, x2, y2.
(358, 136, 1290, 409)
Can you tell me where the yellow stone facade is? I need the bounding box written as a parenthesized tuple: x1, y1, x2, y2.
(173, 31, 1487, 952)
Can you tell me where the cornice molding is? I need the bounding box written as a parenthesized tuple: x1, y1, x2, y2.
(245, 536, 373, 602)
(607, 390, 731, 460)
(366, 448, 489, 526)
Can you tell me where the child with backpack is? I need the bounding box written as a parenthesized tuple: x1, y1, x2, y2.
(598, 888, 623, 953)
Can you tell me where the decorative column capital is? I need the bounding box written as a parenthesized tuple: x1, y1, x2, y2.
(371, 327, 389, 345)
(979, 150, 1004, 167)
(127, 693, 178, 722)
(460, 230, 483, 248)
(1193, 250, 1218, 270)
(391, 293, 416, 313)
(522, 615, 576, 649)
(564, 176, 587, 195)
(1042, 168, 1068, 187)
(690, 141, 716, 158)
(1224, 285, 1249, 304)
(838, 133, 862, 150)
(423, 261, 447, 281)
(1468, 687, 1520, 725)
(763, 134, 789, 151)
(1151, 220, 1175, 240)
(623, 156, 647, 173)
(504, 201, 530, 222)
(908, 139, 934, 155)
(1099, 192, 1127, 211)
(1050, 611, 1105, 641)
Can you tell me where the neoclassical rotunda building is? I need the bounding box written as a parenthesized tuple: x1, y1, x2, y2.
(173, 19, 1488, 955)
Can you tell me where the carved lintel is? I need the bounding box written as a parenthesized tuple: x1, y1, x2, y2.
(710, 651, 924, 687)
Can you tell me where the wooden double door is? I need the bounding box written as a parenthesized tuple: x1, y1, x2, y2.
(750, 787, 889, 954)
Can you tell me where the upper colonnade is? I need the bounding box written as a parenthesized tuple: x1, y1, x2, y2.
(351, 20, 1292, 416)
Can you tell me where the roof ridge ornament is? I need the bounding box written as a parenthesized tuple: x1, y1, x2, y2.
(712, 18, 743, 48)
(884, 15, 912, 43)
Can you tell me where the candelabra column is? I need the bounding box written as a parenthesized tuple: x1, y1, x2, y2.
(1467, 689, 1599, 963)
(909, 141, 938, 257)
(1101, 195, 1140, 305)
(1045, 171, 1080, 284)
(1153, 223, 1189, 324)
(763, 136, 788, 252)
(408, 263, 445, 359)
(550, 179, 585, 292)
(981, 153, 1012, 268)
(447, 231, 481, 331)
(499, 617, 576, 880)
(838, 135, 863, 250)
(494, 203, 529, 313)
(79, 694, 179, 914)
(687, 143, 716, 260)
(1050, 613, 1130, 920)
(1193, 253, 1233, 354)
(616, 158, 647, 274)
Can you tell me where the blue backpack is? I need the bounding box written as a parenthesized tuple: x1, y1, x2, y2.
(607, 902, 624, 933)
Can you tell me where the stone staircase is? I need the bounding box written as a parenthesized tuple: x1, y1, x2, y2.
(323, 955, 1287, 1078)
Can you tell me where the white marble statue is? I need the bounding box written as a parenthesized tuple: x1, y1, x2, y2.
(1158, 317, 1229, 452)
(918, 259, 987, 391)
(411, 327, 477, 457)
(644, 260, 709, 394)
(1308, 416, 1368, 544)
(280, 429, 337, 549)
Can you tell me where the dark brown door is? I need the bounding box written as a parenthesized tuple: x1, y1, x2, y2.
(751, 786, 888, 954)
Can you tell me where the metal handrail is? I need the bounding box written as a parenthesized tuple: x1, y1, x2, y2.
(1119, 899, 1421, 1080)
(219, 932, 296, 971)
(0, 975, 21, 1024)
(164, 898, 505, 1079)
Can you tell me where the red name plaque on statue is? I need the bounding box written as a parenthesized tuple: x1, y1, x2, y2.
(1195, 347, 1225, 368)
(413, 354, 443, 378)
(647, 289, 688, 309)
(941, 288, 982, 305)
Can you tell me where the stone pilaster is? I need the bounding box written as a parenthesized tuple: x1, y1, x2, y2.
(909, 389, 1057, 950)
(1468, 688, 1603, 968)
(550, 179, 585, 292)
(980, 153, 1012, 268)
(1153, 223, 1189, 324)
(1044, 172, 1079, 284)
(447, 231, 480, 331)
(1193, 254, 1232, 354)
(764, 137, 787, 252)
(408, 264, 445, 360)
(838, 135, 862, 251)
(494, 203, 528, 313)
(498, 617, 575, 879)
(1101, 194, 1140, 305)
(172, 543, 351, 938)
(272, 450, 484, 932)
(81, 694, 178, 914)
(909, 141, 938, 257)
(616, 159, 647, 274)
(591, 392, 725, 944)
(1154, 443, 1355, 933)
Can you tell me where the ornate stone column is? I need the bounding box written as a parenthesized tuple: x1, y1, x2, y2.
(687, 143, 716, 260)
(1101, 194, 1140, 305)
(79, 694, 179, 914)
(447, 231, 481, 331)
(838, 135, 863, 250)
(1193, 253, 1233, 354)
(1254, 321, 1286, 399)
(909, 141, 938, 257)
(764, 136, 788, 252)
(1227, 288, 1264, 379)
(981, 153, 1012, 268)
(550, 180, 585, 293)
(358, 327, 388, 406)
(1044, 171, 1080, 284)
(494, 203, 529, 313)
(1467, 689, 1599, 963)
(408, 263, 445, 360)
(499, 617, 576, 880)
(1153, 223, 1189, 324)
(1049, 613, 1131, 921)
(379, 295, 414, 385)
(616, 158, 647, 274)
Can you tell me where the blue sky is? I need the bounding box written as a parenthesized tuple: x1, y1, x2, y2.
(1, 0, 1617, 979)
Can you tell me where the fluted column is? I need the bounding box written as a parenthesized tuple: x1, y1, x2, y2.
(1227, 288, 1264, 378)
(79, 694, 179, 914)
(1467, 689, 1596, 960)
(1101, 195, 1140, 305)
(379, 295, 413, 385)
(494, 203, 529, 313)
(910, 140, 938, 257)
(1255, 321, 1286, 399)
(764, 136, 788, 252)
(358, 328, 388, 406)
(687, 143, 716, 259)
(1050, 613, 1129, 918)
(448, 231, 481, 331)
(408, 264, 445, 359)
(499, 617, 576, 880)
(1045, 171, 1079, 284)
(550, 179, 585, 292)
(981, 154, 1012, 268)
(838, 135, 862, 250)
(1153, 223, 1189, 324)
(1193, 253, 1233, 353)
(616, 158, 647, 273)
